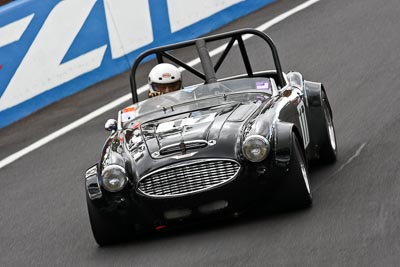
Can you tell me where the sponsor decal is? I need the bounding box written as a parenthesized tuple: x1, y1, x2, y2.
(256, 80, 270, 90)
(121, 111, 136, 122)
(122, 106, 136, 113)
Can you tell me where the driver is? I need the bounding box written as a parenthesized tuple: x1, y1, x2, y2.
(148, 63, 182, 98)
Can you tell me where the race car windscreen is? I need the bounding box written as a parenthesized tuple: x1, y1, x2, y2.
(122, 77, 273, 127)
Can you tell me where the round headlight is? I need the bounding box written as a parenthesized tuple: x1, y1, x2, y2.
(242, 135, 270, 162)
(101, 165, 127, 192)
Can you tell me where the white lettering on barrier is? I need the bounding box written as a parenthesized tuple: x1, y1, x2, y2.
(104, 0, 153, 59)
(0, 14, 34, 48)
(167, 0, 243, 32)
(0, 0, 106, 112)
(0, 0, 246, 113)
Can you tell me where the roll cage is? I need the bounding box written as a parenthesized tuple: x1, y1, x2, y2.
(129, 28, 285, 104)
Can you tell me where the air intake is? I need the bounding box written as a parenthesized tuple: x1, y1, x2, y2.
(159, 140, 209, 155)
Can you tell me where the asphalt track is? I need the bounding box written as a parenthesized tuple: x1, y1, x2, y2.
(1, 0, 400, 266)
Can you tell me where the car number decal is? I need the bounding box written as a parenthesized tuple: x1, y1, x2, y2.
(156, 113, 216, 133)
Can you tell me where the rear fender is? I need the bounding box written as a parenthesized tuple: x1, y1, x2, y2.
(304, 81, 330, 158)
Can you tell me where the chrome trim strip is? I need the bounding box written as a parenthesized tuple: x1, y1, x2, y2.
(137, 159, 241, 199)
(85, 165, 102, 200)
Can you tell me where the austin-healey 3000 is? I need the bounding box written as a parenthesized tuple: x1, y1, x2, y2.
(84, 28, 337, 246)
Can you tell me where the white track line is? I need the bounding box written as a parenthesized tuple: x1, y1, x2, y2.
(332, 143, 367, 176)
(311, 143, 367, 193)
(0, 0, 320, 169)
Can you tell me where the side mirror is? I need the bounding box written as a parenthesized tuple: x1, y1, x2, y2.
(105, 119, 117, 132)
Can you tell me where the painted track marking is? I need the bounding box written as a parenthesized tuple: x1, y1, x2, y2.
(311, 143, 367, 193)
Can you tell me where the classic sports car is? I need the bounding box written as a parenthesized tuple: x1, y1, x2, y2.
(84, 28, 337, 246)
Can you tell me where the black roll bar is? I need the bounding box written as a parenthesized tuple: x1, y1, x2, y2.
(129, 28, 285, 104)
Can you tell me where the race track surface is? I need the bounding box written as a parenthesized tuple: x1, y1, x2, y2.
(1, 0, 400, 265)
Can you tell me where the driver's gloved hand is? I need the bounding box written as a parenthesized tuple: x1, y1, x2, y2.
(148, 92, 162, 98)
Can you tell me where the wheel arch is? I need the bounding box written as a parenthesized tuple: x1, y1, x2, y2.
(273, 121, 305, 169)
(304, 80, 333, 118)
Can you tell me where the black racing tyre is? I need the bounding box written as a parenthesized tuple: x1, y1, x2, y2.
(86, 194, 132, 246)
(319, 90, 337, 163)
(278, 133, 312, 210)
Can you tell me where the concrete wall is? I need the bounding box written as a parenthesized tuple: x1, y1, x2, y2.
(0, 0, 274, 128)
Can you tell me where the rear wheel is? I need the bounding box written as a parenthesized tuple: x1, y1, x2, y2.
(319, 91, 337, 163)
(278, 133, 312, 210)
(86, 194, 133, 246)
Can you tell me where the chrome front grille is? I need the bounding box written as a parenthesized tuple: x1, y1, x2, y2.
(138, 159, 240, 198)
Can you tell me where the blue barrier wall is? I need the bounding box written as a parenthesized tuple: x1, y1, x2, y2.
(0, 0, 274, 128)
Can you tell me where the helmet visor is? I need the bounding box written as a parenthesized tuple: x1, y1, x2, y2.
(151, 81, 182, 93)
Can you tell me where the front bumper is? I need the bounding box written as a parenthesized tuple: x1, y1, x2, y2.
(88, 161, 287, 230)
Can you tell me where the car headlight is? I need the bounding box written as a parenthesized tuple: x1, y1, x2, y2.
(101, 165, 127, 192)
(242, 135, 270, 162)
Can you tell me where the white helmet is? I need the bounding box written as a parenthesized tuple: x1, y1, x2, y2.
(148, 63, 182, 97)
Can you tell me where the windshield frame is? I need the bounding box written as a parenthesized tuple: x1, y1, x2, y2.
(121, 77, 274, 129)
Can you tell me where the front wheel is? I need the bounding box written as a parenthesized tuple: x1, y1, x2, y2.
(86, 194, 133, 246)
(278, 133, 313, 210)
